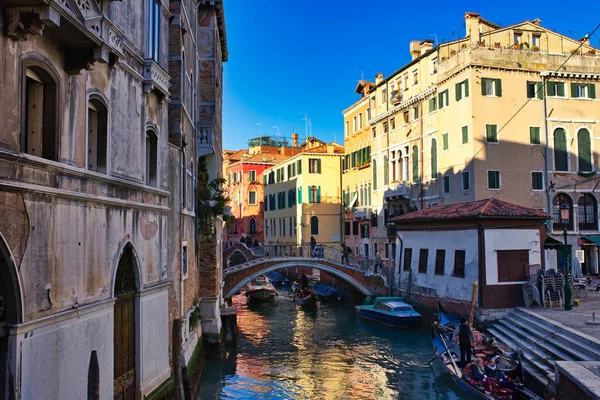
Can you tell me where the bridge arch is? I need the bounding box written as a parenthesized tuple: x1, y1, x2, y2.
(224, 260, 373, 299)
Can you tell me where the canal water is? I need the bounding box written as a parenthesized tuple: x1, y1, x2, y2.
(196, 289, 467, 399)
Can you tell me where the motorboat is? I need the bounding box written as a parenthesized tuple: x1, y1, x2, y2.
(354, 298, 421, 328)
(245, 276, 278, 302)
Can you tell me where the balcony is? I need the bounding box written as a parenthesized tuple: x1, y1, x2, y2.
(353, 206, 371, 220)
(384, 181, 411, 199)
(143, 60, 170, 97)
(196, 124, 213, 155)
(390, 90, 403, 106)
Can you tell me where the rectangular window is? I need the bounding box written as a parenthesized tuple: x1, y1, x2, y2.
(481, 78, 502, 97)
(486, 124, 498, 143)
(390, 118, 396, 130)
(352, 221, 359, 236)
(403, 111, 409, 123)
(453, 250, 466, 277)
(547, 81, 565, 97)
(530, 126, 541, 144)
(526, 81, 544, 99)
(429, 97, 437, 113)
(461, 126, 468, 145)
(372, 127, 377, 138)
(403, 248, 412, 271)
(367, 107, 371, 120)
(413, 71, 419, 84)
(531, 171, 544, 190)
(497, 250, 528, 282)
(383, 121, 389, 133)
(358, 113, 363, 129)
(412, 106, 419, 120)
(353, 116, 357, 132)
(147, 0, 161, 63)
(488, 170, 501, 189)
(308, 158, 321, 173)
(344, 221, 351, 236)
(532, 34, 540, 47)
(462, 171, 470, 191)
(182, 243, 188, 280)
(249, 170, 256, 181)
(297, 160, 302, 174)
(438, 89, 449, 108)
(571, 83, 596, 99)
(434, 249, 446, 275)
(382, 89, 388, 103)
(443, 175, 450, 193)
(442, 133, 449, 150)
(514, 32, 522, 44)
(345, 121, 349, 136)
(248, 191, 257, 205)
(455, 79, 469, 101)
(418, 249, 429, 273)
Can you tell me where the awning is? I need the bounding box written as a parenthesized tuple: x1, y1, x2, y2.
(580, 236, 600, 246)
(543, 236, 564, 249)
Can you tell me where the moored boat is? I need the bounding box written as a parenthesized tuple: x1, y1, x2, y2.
(432, 306, 541, 399)
(264, 270, 289, 287)
(355, 298, 421, 328)
(245, 276, 278, 302)
(312, 284, 342, 302)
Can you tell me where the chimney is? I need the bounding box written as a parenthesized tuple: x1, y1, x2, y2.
(531, 18, 541, 26)
(464, 12, 481, 45)
(375, 73, 384, 84)
(327, 144, 335, 154)
(420, 39, 434, 55)
(580, 36, 591, 46)
(410, 40, 421, 60)
(292, 133, 299, 148)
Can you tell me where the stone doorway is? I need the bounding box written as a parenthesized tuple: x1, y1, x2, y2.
(113, 245, 138, 400)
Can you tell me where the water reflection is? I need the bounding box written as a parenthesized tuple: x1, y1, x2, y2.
(196, 290, 466, 400)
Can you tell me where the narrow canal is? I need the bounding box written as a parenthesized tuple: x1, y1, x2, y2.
(197, 289, 467, 399)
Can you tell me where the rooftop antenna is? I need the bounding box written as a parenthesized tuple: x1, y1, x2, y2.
(358, 69, 364, 80)
(299, 112, 309, 139)
(254, 122, 262, 137)
(428, 33, 438, 46)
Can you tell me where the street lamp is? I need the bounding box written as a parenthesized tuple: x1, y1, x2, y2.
(560, 203, 572, 310)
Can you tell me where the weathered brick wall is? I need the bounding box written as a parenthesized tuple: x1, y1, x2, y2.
(198, 234, 219, 297)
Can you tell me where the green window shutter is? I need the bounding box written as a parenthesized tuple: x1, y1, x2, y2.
(282, 192, 286, 208)
(481, 78, 488, 96)
(373, 159, 378, 190)
(438, 92, 443, 107)
(429, 98, 435, 112)
(297, 160, 302, 174)
(443, 133, 449, 150)
(455, 82, 462, 101)
(317, 159, 321, 173)
(412, 145, 419, 182)
(547, 81, 556, 96)
(264, 195, 268, 211)
(536, 82, 544, 99)
(495, 79, 502, 97)
(431, 139, 438, 178)
(342, 157, 346, 171)
(342, 189, 346, 208)
(530, 127, 540, 144)
(554, 128, 568, 171)
(578, 129, 592, 172)
(307, 186, 311, 204)
(357, 150, 362, 166)
(462, 126, 468, 144)
(298, 186, 302, 204)
(486, 125, 497, 142)
(316, 186, 321, 203)
(557, 82, 565, 97)
(589, 84, 596, 99)
(465, 79, 469, 97)
(571, 82, 578, 98)
(263, 175, 267, 185)
(367, 146, 371, 159)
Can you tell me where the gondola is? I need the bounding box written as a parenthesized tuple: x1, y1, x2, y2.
(431, 305, 542, 399)
(291, 282, 317, 307)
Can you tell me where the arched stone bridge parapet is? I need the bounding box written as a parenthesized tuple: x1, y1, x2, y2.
(223, 258, 387, 299)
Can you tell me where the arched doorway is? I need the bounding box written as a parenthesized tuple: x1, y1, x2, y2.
(0, 236, 21, 398)
(113, 245, 138, 400)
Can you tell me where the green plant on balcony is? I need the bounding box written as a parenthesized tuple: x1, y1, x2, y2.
(523, 42, 530, 49)
(531, 45, 540, 52)
(461, 43, 467, 50)
(196, 157, 230, 238)
(494, 42, 501, 49)
(449, 49, 457, 56)
(587, 49, 597, 56)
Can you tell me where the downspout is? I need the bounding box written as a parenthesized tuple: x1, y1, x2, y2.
(542, 75, 552, 244)
(419, 100, 424, 209)
(194, 3, 200, 246)
(477, 222, 486, 309)
(396, 231, 404, 296)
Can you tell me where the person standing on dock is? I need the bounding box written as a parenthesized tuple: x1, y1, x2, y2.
(452, 318, 475, 368)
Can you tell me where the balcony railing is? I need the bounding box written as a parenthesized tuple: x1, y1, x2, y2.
(353, 206, 370, 219)
(384, 181, 411, 198)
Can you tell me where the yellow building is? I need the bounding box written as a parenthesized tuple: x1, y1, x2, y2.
(263, 143, 344, 252)
(352, 12, 600, 275)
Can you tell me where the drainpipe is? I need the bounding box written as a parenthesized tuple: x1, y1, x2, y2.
(542, 75, 552, 245)
(477, 222, 485, 308)
(419, 100, 424, 210)
(396, 232, 404, 296)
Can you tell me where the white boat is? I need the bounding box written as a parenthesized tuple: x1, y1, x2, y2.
(245, 276, 278, 302)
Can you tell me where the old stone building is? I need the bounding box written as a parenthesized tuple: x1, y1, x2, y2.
(0, 0, 228, 399)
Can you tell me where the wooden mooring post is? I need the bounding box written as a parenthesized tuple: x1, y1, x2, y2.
(468, 281, 478, 327)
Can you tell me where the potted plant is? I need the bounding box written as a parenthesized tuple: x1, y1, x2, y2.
(476, 40, 485, 47)
(441, 57, 447, 62)
(494, 42, 501, 49)
(587, 49, 597, 56)
(461, 43, 468, 50)
(531, 45, 540, 52)
(449, 49, 456, 56)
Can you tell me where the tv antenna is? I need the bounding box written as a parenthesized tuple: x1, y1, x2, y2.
(358, 69, 364, 80)
(254, 122, 262, 137)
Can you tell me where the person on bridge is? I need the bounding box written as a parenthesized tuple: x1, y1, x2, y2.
(374, 251, 382, 274)
(341, 244, 349, 265)
(310, 236, 317, 257)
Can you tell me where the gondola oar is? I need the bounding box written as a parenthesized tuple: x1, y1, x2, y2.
(438, 329, 462, 379)
(427, 341, 456, 364)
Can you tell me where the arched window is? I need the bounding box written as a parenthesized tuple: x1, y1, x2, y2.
(309, 185, 320, 203)
(431, 138, 438, 179)
(248, 189, 257, 205)
(578, 128, 592, 172)
(23, 65, 58, 161)
(249, 217, 257, 234)
(383, 155, 389, 185)
(87, 98, 108, 173)
(372, 159, 378, 190)
(554, 128, 568, 171)
(310, 216, 319, 235)
(552, 193, 573, 231)
(359, 185, 364, 206)
(578, 194, 597, 231)
(398, 150, 404, 182)
(412, 145, 419, 182)
(146, 130, 158, 186)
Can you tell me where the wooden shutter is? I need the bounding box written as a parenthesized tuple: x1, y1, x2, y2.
(578, 129, 592, 172)
(298, 186, 302, 204)
(317, 186, 321, 203)
(557, 82, 565, 97)
(455, 82, 462, 101)
(431, 139, 438, 178)
(317, 159, 321, 173)
(536, 82, 544, 99)
(481, 78, 488, 95)
(462, 126, 468, 144)
(495, 79, 502, 97)
(590, 84, 596, 99)
(373, 159, 378, 190)
(438, 92, 443, 107)
(412, 145, 419, 182)
(547, 81, 556, 96)
(297, 160, 302, 174)
(530, 127, 540, 144)
(464, 79, 469, 97)
(342, 190, 346, 208)
(443, 133, 448, 150)
(429, 98, 436, 112)
(571, 82, 578, 98)
(554, 128, 568, 171)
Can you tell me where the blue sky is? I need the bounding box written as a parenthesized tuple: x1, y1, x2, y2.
(222, 0, 600, 150)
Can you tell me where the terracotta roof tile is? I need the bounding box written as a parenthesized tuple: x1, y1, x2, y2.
(393, 198, 549, 222)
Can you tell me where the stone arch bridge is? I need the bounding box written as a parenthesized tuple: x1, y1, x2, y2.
(223, 243, 393, 299)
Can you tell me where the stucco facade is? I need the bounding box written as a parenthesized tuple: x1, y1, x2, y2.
(264, 144, 344, 250)
(348, 12, 600, 277)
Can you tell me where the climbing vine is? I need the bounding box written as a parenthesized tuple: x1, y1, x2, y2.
(196, 156, 230, 238)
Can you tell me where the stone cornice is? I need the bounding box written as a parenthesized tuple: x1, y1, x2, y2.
(368, 86, 437, 125)
(541, 71, 600, 80)
(342, 96, 369, 116)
